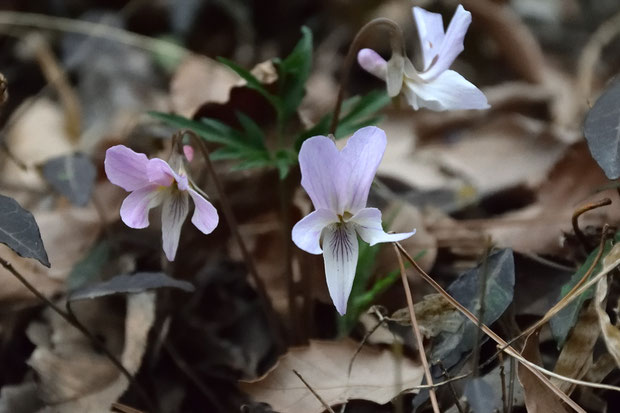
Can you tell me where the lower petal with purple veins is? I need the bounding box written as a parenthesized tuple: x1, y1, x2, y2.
(161, 191, 190, 261)
(322, 223, 359, 315)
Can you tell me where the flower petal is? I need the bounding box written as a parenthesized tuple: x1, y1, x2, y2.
(120, 185, 165, 229)
(357, 48, 387, 81)
(351, 207, 415, 245)
(386, 54, 405, 97)
(404, 69, 489, 111)
(161, 191, 190, 261)
(419, 5, 471, 81)
(412, 7, 446, 71)
(299, 135, 344, 212)
(340, 126, 387, 214)
(188, 188, 218, 234)
(146, 158, 176, 187)
(292, 209, 339, 254)
(322, 223, 359, 315)
(104, 145, 150, 191)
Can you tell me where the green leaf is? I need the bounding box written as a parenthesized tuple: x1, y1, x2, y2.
(217, 57, 281, 110)
(275, 26, 313, 122)
(273, 149, 297, 179)
(549, 233, 620, 347)
(236, 111, 266, 148)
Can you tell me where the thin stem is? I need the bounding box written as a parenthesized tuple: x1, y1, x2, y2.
(498, 352, 507, 413)
(392, 244, 440, 413)
(472, 241, 492, 377)
(0, 255, 157, 413)
(437, 361, 465, 413)
(279, 176, 299, 343)
(571, 198, 611, 250)
(329, 18, 405, 135)
(293, 370, 336, 413)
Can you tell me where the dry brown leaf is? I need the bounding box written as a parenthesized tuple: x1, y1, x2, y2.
(518, 331, 570, 413)
(170, 55, 239, 118)
(595, 274, 620, 368)
(390, 294, 463, 339)
(240, 339, 424, 413)
(551, 300, 599, 395)
(31, 293, 155, 413)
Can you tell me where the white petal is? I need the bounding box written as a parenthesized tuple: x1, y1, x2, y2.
(322, 223, 359, 315)
(161, 191, 189, 261)
(351, 208, 415, 245)
(404, 70, 489, 111)
(420, 5, 472, 81)
(292, 209, 339, 254)
(299, 136, 344, 212)
(340, 126, 387, 214)
(188, 188, 218, 234)
(412, 7, 446, 71)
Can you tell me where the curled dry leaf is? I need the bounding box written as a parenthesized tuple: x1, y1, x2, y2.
(594, 274, 620, 368)
(390, 294, 462, 339)
(239, 339, 424, 413)
(551, 300, 599, 395)
(517, 331, 569, 413)
(28, 293, 156, 413)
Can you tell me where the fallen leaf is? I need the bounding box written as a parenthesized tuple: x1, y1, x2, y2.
(594, 273, 620, 367)
(41, 153, 96, 207)
(390, 294, 462, 339)
(464, 377, 499, 413)
(240, 339, 424, 413)
(517, 331, 569, 413)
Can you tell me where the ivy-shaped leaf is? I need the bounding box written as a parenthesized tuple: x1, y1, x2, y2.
(0, 194, 49, 267)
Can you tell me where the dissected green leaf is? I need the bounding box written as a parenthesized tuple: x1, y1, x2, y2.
(42, 153, 96, 207)
(68, 272, 194, 302)
(0, 194, 49, 267)
(584, 77, 620, 179)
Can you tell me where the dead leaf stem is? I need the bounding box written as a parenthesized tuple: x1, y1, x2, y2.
(572, 198, 611, 251)
(393, 243, 440, 413)
(292, 370, 337, 413)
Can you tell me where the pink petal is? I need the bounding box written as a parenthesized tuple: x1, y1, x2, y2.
(120, 185, 165, 228)
(322, 223, 359, 315)
(104, 145, 150, 191)
(340, 126, 386, 214)
(188, 188, 218, 234)
(357, 48, 388, 81)
(351, 207, 415, 245)
(161, 191, 189, 261)
(419, 5, 471, 81)
(412, 7, 446, 71)
(183, 145, 194, 162)
(146, 158, 176, 187)
(299, 135, 344, 213)
(292, 209, 339, 254)
(404, 69, 489, 111)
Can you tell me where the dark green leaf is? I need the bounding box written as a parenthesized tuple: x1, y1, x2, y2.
(549, 234, 619, 347)
(236, 111, 266, 148)
(0, 194, 49, 267)
(42, 153, 96, 207)
(464, 378, 499, 413)
(431, 249, 515, 368)
(67, 241, 110, 290)
(276, 26, 313, 122)
(68, 272, 194, 302)
(584, 78, 620, 179)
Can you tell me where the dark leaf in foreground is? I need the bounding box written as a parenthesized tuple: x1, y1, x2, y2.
(68, 272, 194, 302)
(464, 377, 499, 413)
(584, 77, 620, 179)
(431, 249, 515, 368)
(0, 194, 49, 267)
(42, 153, 96, 207)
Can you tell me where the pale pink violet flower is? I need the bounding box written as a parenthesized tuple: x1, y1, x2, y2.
(357, 5, 489, 111)
(104, 145, 218, 261)
(292, 127, 415, 315)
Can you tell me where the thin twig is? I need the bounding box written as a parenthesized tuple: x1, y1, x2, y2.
(293, 369, 336, 413)
(498, 352, 507, 413)
(437, 361, 466, 413)
(571, 198, 611, 251)
(347, 312, 387, 377)
(0, 255, 158, 413)
(329, 18, 404, 135)
(111, 403, 146, 413)
(472, 240, 492, 377)
(507, 357, 516, 413)
(392, 244, 440, 413)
